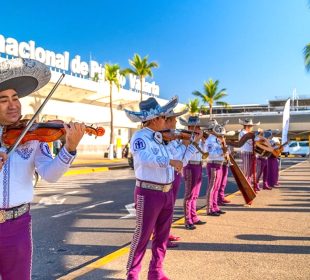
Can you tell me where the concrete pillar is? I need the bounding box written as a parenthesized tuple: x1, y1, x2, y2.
(108, 144, 114, 160)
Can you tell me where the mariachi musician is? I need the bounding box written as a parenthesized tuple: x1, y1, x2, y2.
(179, 116, 207, 230)
(266, 131, 280, 188)
(124, 97, 202, 280)
(255, 130, 272, 190)
(163, 107, 202, 247)
(204, 119, 230, 216)
(238, 118, 260, 191)
(0, 58, 86, 279)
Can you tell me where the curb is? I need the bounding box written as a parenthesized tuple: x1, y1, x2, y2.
(64, 164, 129, 176)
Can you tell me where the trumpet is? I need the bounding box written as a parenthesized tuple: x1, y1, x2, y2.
(192, 141, 209, 159)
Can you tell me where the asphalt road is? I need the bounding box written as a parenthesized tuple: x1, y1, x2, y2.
(30, 158, 305, 279)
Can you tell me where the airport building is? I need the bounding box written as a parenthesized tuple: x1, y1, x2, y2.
(0, 33, 185, 157)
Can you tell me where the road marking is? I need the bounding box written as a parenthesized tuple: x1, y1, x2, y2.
(120, 203, 136, 219)
(38, 195, 66, 205)
(51, 200, 114, 218)
(64, 191, 80, 195)
(57, 247, 130, 280)
(64, 167, 109, 176)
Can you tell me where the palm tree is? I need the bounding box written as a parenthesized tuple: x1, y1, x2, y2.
(123, 54, 158, 102)
(104, 63, 122, 159)
(187, 98, 200, 115)
(304, 43, 310, 72)
(193, 79, 229, 119)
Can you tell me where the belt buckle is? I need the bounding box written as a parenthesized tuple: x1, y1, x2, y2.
(162, 185, 170, 192)
(0, 210, 6, 223)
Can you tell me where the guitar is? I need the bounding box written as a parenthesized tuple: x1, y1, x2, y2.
(272, 141, 288, 157)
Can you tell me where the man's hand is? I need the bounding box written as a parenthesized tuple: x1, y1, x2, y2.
(64, 122, 86, 152)
(169, 159, 183, 173)
(193, 130, 203, 143)
(0, 152, 8, 172)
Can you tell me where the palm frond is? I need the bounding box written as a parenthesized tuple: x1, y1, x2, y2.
(193, 79, 230, 112)
(215, 101, 230, 108)
(127, 53, 158, 77)
(304, 43, 310, 72)
(187, 98, 200, 114)
(104, 63, 121, 90)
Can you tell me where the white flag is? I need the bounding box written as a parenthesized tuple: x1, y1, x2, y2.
(282, 99, 290, 152)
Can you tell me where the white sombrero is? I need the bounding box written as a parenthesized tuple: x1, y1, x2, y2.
(165, 107, 188, 118)
(125, 96, 178, 123)
(0, 58, 51, 98)
(239, 118, 260, 126)
(204, 119, 235, 136)
(179, 115, 200, 126)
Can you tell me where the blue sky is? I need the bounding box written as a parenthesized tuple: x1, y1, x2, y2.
(1, 0, 310, 105)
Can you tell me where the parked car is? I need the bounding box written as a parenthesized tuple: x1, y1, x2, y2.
(287, 141, 309, 157)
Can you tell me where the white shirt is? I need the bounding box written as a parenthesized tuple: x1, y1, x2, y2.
(130, 128, 197, 184)
(239, 129, 254, 153)
(189, 140, 206, 162)
(205, 134, 224, 162)
(166, 139, 197, 166)
(0, 130, 75, 208)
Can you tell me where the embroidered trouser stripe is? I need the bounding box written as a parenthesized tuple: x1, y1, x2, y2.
(218, 164, 228, 203)
(126, 194, 145, 273)
(241, 152, 254, 183)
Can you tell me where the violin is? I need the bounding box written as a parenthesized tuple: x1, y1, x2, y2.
(159, 129, 209, 158)
(160, 129, 194, 142)
(2, 120, 105, 146)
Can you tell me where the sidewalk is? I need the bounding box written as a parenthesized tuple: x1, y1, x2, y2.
(59, 160, 310, 280)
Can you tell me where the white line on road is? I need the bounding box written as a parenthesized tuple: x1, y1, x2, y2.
(120, 203, 136, 219)
(51, 200, 114, 218)
(64, 191, 80, 195)
(38, 195, 67, 205)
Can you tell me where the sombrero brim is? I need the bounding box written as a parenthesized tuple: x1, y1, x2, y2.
(238, 119, 260, 126)
(179, 117, 200, 126)
(0, 58, 51, 98)
(125, 96, 178, 123)
(165, 107, 188, 118)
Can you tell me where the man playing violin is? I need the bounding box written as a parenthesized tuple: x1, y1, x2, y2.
(0, 58, 86, 280)
(124, 97, 201, 280)
(179, 116, 207, 230)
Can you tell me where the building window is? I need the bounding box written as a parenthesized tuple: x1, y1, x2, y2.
(118, 129, 121, 136)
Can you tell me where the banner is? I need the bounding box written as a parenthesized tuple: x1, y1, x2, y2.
(282, 98, 290, 152)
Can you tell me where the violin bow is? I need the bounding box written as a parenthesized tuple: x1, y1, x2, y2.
(7, 74, 65, 157)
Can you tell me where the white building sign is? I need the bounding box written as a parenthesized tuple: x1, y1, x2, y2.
(0, 34, 159, 96)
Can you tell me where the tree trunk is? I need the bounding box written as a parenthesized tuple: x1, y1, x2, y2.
(140, 76, 143, 102)
(209, 105, 213, 119)
(109, 82, 114, 159)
